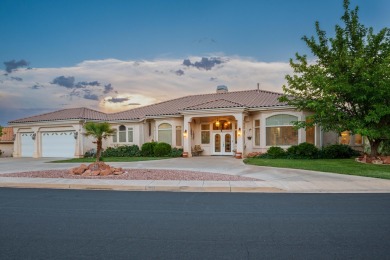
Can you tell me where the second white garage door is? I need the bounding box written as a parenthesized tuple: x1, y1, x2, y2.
(41, 132, 75, 158)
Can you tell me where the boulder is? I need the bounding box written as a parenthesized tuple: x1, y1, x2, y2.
(91, 170, 100, 176)
(81, 170, 92, 176)
(100, 169, 112, 176)
(381, 156, 390, 164)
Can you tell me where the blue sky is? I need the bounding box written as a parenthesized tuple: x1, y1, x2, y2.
(0, 0, 389, 125)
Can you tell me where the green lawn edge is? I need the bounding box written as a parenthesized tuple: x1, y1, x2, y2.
(243, 158, 390, 180)
(49, 157, 171, 163)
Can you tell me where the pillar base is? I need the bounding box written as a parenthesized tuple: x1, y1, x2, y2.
(235, 152, 242, 159)
(182, 152, 189, 158)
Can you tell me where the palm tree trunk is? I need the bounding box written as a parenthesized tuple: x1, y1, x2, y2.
(96, 138, 102, 162)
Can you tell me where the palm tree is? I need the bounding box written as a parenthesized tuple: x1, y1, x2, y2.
(83, 122, 115, 162)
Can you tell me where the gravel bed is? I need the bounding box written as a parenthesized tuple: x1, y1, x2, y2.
(0, 169, 258, 181)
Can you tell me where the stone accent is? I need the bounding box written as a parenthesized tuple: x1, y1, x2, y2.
(69, 162, 124, 176)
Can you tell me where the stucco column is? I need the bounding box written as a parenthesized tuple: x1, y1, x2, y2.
(12, 128, 20, 157)
(73, 124, 83, 158)
(234, 113, 244, 156)
(183, 116, 192, 157)
(32, 127, 40, 158)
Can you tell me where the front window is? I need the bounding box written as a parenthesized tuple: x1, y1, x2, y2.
(340, 131, 350, 145)
(355, 134, 363, 145)
(112, 130, 117, 143)
(201, 124, 210, 144)
(119, 125, 126, 142)
(254, 119, 260, 146)
(266, 114, 298, 146)
(306, 118, 315, 144)
(128, 127, 133, 142)
(158, 123, 172, 145)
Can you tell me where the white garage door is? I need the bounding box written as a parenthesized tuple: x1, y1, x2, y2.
(21, 133, 34, 157)
(42, 132, 75, 158)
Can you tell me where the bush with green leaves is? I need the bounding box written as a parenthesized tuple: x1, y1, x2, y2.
(286, 142, 319, 159)
(84, 148, 96, 158)
(141, 142, 157, 156)
(379, 140, 390, 156)
(170, 147, 183, 157)
(153, 142, 172, 157)
(320, 144, 360, 159)
(257, 146, 286, 159)
(102, 145, 140, 157)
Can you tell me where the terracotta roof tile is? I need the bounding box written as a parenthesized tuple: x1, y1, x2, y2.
(9, 107, 108, 123)
(0, 127, 14, 142)
(9, 90, 288, 124)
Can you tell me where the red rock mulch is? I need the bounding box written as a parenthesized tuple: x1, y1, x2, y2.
(355, 155, 390, 165)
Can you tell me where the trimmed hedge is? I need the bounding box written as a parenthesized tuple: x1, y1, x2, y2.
(141, 142, 158, 156)
(153, 142, 172, 157)
(320, 144, 360, 159)
(102, 145, 140, 157)
(286, 142, 319, 159)
(170, 147, 183, 157)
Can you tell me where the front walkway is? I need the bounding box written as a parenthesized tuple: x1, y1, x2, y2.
(0, 156, 389, 193)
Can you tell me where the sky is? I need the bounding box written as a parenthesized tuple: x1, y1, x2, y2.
(0, 0, 389, 126)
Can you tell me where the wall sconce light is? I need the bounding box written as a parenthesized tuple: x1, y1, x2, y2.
(237, 128, 242, 136)
(215, 119, 220, 127)
(32, 133, 36, 140)
(183, 130, 188, 137)
(73, 132, 79, 140)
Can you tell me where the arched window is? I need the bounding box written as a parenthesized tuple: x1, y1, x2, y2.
(158, 123, 172, 145)
(119, 125, 126, 143)
(266, 114, 298, 146)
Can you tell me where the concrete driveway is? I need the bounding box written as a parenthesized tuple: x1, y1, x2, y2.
(0, 156, 389, 192)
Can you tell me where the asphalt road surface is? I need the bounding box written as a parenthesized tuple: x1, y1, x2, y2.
(0, 188, 389, 259)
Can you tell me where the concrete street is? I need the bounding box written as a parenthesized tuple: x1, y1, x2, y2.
(1, 188, 389, 259)
(1, 156, 390, 192)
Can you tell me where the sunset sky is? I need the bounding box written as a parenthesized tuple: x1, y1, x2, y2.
(0, 0, 388, 125)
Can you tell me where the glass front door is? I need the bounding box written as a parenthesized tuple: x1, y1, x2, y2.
(213, 132, 233, 155)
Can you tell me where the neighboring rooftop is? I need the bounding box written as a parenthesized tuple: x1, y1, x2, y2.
(0, 127, 14, 142)
(9, 89, 287, 124)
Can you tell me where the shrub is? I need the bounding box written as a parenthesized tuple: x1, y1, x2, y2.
(379, 140, 390, 156)
(102, 145, 140, 157)
(320, 144, 360, 159)
(84, 148, 96, 158)
(258, 146, 286, 159)
(141, 142, 157, 156)
(153, 142, 172, 157)
(170, 147, 183, 157)
(286, 142, 319, 159)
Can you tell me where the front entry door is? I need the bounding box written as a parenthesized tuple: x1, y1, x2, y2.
(213, 132, 233, 155)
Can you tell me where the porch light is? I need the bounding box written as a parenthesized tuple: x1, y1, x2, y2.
(215, 120, 220, 127)
(183, 130, 188, 137)
(237, 128, 242, 136)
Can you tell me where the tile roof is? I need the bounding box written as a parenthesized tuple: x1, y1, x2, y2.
(9, 107, 108, 124)
(0, 127, 14, 142)
(9, 89, 288, 124)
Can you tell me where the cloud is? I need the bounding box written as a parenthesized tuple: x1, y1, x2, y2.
(11, 76, 23, 81)
(30, 84, 44, 90)
(51, 76, 75, 88)
(182, 57, 224, 70)
(175, 69, 184, 76)
(75, 81, 100, 88)
(107, 97, 130, 103)
(83, 93, 99, 101)
(0, 56, 292, 124)
(103, 84, 114, 94)
(4, 59, 29, 73)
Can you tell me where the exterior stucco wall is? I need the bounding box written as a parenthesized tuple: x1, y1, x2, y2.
(0, 143, 14, 157)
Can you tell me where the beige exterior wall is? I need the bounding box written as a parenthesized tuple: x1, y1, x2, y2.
(0, 143, 14, 157)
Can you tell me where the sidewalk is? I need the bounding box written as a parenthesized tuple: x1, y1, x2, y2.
(1, 157, 390, 193)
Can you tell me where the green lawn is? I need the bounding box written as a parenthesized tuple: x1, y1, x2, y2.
(244, 158, 390, 179)
(50, 157, 170, 163)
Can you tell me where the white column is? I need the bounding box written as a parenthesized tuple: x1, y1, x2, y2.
(12, 127, 20, 157)
(234, 113, 244, 155)
(183, 116, 192, 157)
(32, 127, 40, 158)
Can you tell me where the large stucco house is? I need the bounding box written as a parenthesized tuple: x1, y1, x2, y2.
(8, 86, 363, 158)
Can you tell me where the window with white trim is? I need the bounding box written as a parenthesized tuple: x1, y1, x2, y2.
(112, 130, 117, 143)
(266, 114, 298, 146)
(201, 124, 210, 144)
(128, 127, 133, 142)
(254, 119, 260, 146)
(158, 123, 172, 145)
(119, 125, 126, 143)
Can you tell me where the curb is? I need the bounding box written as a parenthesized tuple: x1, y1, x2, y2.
(0, 182, 284, 193)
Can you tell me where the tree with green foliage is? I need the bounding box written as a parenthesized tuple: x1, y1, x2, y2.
(280, 0, 390, 157)
(83, 122, 115, 162)
(0, 126, 3, 138)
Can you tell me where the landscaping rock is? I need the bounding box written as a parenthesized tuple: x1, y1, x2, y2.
(381, 156, 390, 164)
(70, 162, 126, 176)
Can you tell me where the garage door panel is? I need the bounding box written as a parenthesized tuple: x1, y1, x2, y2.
(21, 133, 34, 157)
(42, 132, 75, 158)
